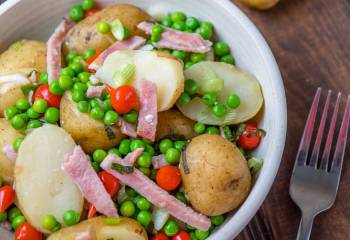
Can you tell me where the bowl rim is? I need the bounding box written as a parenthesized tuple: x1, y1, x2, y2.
(0, 0, 287, 239)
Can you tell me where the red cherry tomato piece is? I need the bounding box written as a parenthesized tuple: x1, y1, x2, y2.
(156, 166, 182, 191)
(15, 222, 42, 240)
(33, 84, 62, 108)
(151, 233, 169, 240)
(172, 231, 191, 240)
(86, 47, 103, 65)
(84, 6, 101, 18)
(237, 123, 262, 150)
(87, 204, 97, 219)
(98, 171, 121, 197)
(0, 185, 15, 212)
(110, 85, 139, 114)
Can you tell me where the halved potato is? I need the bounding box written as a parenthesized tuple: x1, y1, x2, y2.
(15, 125, 84, 233)
(47, 217, 148, 240)
(177, 61, 263, 125)
(96, 50, 184, 111)
(239, 0, 279, 10)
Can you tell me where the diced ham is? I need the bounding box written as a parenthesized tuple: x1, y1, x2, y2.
(28, 71, 37, 83)
(220, 126, 227, 139)
(89, 75, 100, 85)
(47, 17, 75, 83)
(2, 144, 17, 161)
(63, 146, 118, 217)
(137, 80, 158, 141)
(100, 151, 211, 231)
(89, 36, 146, 70)
(138, 22, 212, 53)
(119, 148, 143, 166)
(152, 154, 168, 169)
(118, 118, 137, 138)
(86, 85, 105, 98)
(0, 221, 12, 231)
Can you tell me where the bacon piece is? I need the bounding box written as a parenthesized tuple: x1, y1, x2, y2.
(63, 146, 118, 217)
(86, 85, 105, 98)
(138, 22, 212, 53)
(47, 17, 75, 83)
(137, 80, 158, 141)
(2, 144, 17, 161)
(118, 118, 137, 138)
(89, 36, 146, 70)
(152, 154, 168, 169)
(100, 151, 211, 231)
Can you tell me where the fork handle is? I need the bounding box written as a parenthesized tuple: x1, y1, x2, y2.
(296, 213, 315, 240)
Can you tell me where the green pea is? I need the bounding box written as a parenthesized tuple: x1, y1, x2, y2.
(202, 92, 217, 106)
(195, 229, 209, 240)
(49, 80, 64, 95)
(190, 232, 199, 240)
(93, 149, 107, 163)
(136, 152, 152, 168)
(184, 61, 194, 69)
(184, 28, 193, 33)
(125, 186, 138, 197)
(73, 82, 88, 93)
(69, 62, 84, 74)
(174, 140, 186, 151)
(227, 93, 240, 109)
(81, 0, 94, 10)
(172, 50, 186, 60)
(130, 139, 145, 152)
(44, 107, 60, 124)
(83, 49, 96, 60)
(172, 21, 186, 31)
(27, 120, 43, 129)
(73, 56, 85, 64)
(63, 210, 80, 226)
(137, 210, 152, 227)
(11, 115, 26, 129)
(65, 52, 79, 64)
(201, 21, 213, 30)
(212, 103, 227, 117)
(213, 41, 230, 57)
(78, 72, 91, 83)
(119, 139, 131, 155)
(91, 107, 104, 120)
(61, 67, 75, 78)
(220, 54, 235, 64)
(123, 28, 131, 39)
(210, 215, 225, 226)
(136, 197, 151, 211)
(177, 92, 191, 106)
(152, 24, 164, 34)
(17, 113, 29, 123)
(42, 215, 57, 231)
(40, 71, 48, 84)
(89, 98, 101, 108)
(185, 16, 200, 30)
(8, 207, 22, 222)
(175, 192, 187, 203)
(97, 21, 111, 34)
(26, 108, 39, 119)
(123, 110, 138, 123)
(144, 144, 155, 156)
(151, 32, 161, 42)
(206, 126, 220, 135)
(104, 110, 119, 125)
(15, 98, 30, 111)
(120, 200, 136, 217)
(139, 167, 151, 176)
(104, 99, 112, 110)
(161, 17, 173, 27)
(194, 122, 206, 134)
(72, 90, 86, 102)
(12, 215, 26, 230)
(12, 137, 24, 152)
(185, 79, 198, 95)
(69, 5, 84, 22)
(195, 26, 212, 40)
(163, 220, 179, 236)
(165, 148, 181, 164)
(170, 11, 186, 22)
(4, 107, 18, 120)
(33, 99, 48, 113)
(58, 75, 73, 90)
(91, 162, 101, 172)
(150, 169, 157, 180)
(159, 139, 173, 154)
(51, 222, 62, 232)
(77, 101, 90, 113)
(0, 212, 7, 222)
(190, 53, 206, 63)
(108, 147, 121, 157)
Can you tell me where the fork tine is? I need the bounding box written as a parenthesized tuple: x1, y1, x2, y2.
(296, 88, 321, 166)
(320, 93, 341, 170)
(309, 90, 332, 167)
(330, 95, 350, 172)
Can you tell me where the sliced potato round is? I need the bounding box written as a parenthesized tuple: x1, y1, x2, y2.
(177, 61, 263, 125)
(96, 50, 184, 111)
(15, 125, 84, 233)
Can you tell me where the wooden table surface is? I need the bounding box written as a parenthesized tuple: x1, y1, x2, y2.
(233, 0, 350, 239)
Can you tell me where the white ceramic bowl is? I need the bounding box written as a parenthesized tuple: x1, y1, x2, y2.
(0, 0, 287, 238)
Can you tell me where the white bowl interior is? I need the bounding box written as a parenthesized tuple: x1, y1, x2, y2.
(0, 0, 287, 239)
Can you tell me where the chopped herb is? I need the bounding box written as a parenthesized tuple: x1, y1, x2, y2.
(104, 124, 116, 140)
(182, 149, 190, 174)
(247, 157, 263, 177)
(222, 126, 234, 142)
(10, 40, 25, 50)
(257, 129, 266, 137)
(104, 217, 121, 225)
(234, 124, 246, 140)
(112, 163, 134, 174)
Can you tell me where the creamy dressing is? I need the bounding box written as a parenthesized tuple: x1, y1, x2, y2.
(0, 74, 30, 94)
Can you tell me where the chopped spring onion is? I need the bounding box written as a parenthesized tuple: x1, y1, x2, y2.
(247, 157, 263, 176)
(104, 217, 121, 225)
(223, 126, 234, 141)
(112, 63, 136, 86)
(112, 163, 134, 174)
(111, 19, 128, 40)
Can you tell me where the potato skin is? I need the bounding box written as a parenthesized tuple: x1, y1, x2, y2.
(0, 87, 25, 118)
(64, 3, 150, 55)
(239, 0, 279, 9)
(180, 134, 251, 216)
(60, 91, 125, 154)
(47, 217, 148, 240)
(156, 110, 196, 141)
(0, 119, 22, 183)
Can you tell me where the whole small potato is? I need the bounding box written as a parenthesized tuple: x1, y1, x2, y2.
(64, 3, 150, 55)
(239, 0, 279, 10)
(0, 118, 22, 183)
(60, 91, 125, 153)
(156, 110, 196, 141)
(180, 134, 251, 216)
(0, 87, 25, 117)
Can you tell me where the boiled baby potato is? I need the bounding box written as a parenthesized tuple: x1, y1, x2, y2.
(60, 91, 125, 153)
(239, 0, 279, 9)
(0, 87, 25, 118)
(180, 134, 251, 216)
(96, 50, 184, 111)
(48, 217, 148, 240)
(177, 61, 263, 125)
(64, 3, 150, 55)
(156, 110, 196, 141)
(15, 125, 84, 233)
(0, 119, 22, 183)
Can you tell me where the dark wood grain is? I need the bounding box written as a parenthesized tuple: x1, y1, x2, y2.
(233, 0, 350, 239)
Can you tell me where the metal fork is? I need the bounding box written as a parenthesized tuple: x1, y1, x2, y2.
(289, 88, 350, 240)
